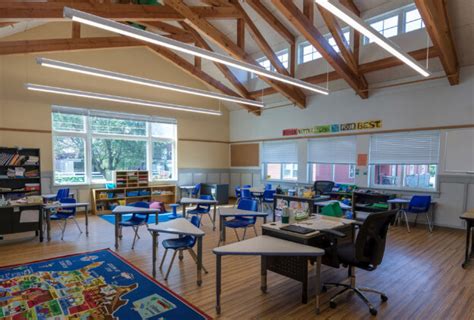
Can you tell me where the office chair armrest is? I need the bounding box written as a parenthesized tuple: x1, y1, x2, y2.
(319, 229, 346, 238)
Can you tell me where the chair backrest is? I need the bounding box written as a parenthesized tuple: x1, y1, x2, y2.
(238, 199, 258, 212)
(56, 188, 70, 201)
(130, 201, 150, 222)
(197, 194, 213, 211)
(234, 186, 241, 198)
(408, 195, 431, 213)
(263, 189, 276, 200)
(265, 184, 272, 190)
(241, 188, 252, 199)
(186, 216, 201, 247)
(242, 185, 252, 188)
(59, 197, 76, 215)
(314, 181, 335, 195)
(192, 183, 201, 196)
(354, 210, 397, 268)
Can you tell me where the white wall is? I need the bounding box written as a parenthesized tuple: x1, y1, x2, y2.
(230, 66, 474, 229)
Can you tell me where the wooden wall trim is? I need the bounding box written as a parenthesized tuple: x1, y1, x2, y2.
(230, 124, 474, 144)
(0, 127, 51, 134)
(179, 138, 229, 144)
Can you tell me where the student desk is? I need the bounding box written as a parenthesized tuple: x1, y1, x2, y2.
(217, 207, 268, 245)
(272, 194, 330, 222)
(178, 185, 195, 198)
(180, 197, 218, 230)
(261, 215, 354, 303)
(43, 202, 89, 241)
(148, 218, 205, 286)
(213, 235, 325, 315)
(388, 198, 437, 231)
(112, 205, 160, 249)
(0, 204, 43, 241)
(461, 209, 474, 268)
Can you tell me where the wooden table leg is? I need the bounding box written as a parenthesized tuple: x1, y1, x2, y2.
(152, 231, 157, 277)
(261, 256, 267, 293)
(85, 205, 89, 236)
(216, 255, 222, 314)
(197, 236, 203, 286)
(213, 204, 217, 231)
(315, 256, 322, 314)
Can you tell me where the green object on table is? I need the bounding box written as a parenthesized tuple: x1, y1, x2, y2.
(370, 203, 389, 209)
(321, 202, 343, 217)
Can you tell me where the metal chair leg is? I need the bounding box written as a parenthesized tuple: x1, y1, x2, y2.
(253, 225, 258, 236)
(72, 217, 83, 234)
(131, 226, 139, 250)
(207, 212, 215, 229)
(402, 210, 410, 232)
(233, 228, 240, 241)
(61, 219, 68, 240)
(242, 227, 248, 240)
(165, 250, 178, 280)
(425, 212, 433, 232)
(188, 248, 208, 273)
(160, 249, 168, 270)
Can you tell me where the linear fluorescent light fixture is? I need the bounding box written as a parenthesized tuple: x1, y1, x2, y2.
(315, 0, 430, 77)
(63, 7, 329, 95)
(36, 57, 264, 108)
(25, 83, 222, 116)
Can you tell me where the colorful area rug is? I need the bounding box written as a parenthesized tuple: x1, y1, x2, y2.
(0, 249, 210, 319)
(100, 213, 182, 225)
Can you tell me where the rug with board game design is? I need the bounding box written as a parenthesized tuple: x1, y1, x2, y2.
(0, 249, 211, 320)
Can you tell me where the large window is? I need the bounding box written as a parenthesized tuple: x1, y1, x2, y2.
(404, 7, 425, 33)
(262, 141, 298, 181)
(308, 137, 357, 184)
(298, 30, 349, 64)
(251, 49, 289, 79)
(369, 131, 440, 191)
(52, 106, 177, 185)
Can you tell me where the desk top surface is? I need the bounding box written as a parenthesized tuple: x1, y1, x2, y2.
(179, 185, 195, 189)
(219, 207, 268, 217)
(148, 218, 204, 236)
(112, 205, 160, 214)
(387, 198, 437, 204)
(274, 194, 330, 201)
(314, 200, 352, 209)
(461, 209, 474, 220)
(262, 215, 353, 239)
(180, 197, 218, 204)
(213, 235, 324, 256)
(43, 202, 89, 209)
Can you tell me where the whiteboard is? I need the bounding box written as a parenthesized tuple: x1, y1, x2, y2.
(444, 129, 474, 173)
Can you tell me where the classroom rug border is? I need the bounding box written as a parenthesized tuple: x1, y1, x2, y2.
(0, 248, 212, 320)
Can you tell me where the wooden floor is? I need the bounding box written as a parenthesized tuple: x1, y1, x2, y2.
(1, 210, 473, 319)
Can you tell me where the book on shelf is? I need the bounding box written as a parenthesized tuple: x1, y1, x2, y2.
(0, 153, 39, 166)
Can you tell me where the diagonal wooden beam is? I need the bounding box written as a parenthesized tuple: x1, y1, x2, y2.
(148, 45, 260, 114)
(164, 0, 306, 108)
(0, 3, 241, 22)
(230, 0, 306, 108)
(139, 21, 189, 36)
(414, 0, 459, 85)
(201, 0, 231, 6)
(273, 0, 368, 99)
(303, 0, 314, 23)
(72, 22, 81, 38)
(179, 21, 252, 99)
(249, 47, 439, 98)
(246, 0, 295, 45)
(237, 18, 245, 49)
(339, 0, 360, 15)
(317, 5, 359, 75)
(339, 0, 361, 67)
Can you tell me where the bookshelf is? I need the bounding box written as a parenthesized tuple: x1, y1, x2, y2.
(114, 170, 149, 188)
(91, 185, 176, 215)
(0, 147, 41, 200)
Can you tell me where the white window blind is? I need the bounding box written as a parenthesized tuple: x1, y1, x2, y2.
(369, 131, 440, 164)
(262, 141, 298, 163)
(308, 136, 357, 164)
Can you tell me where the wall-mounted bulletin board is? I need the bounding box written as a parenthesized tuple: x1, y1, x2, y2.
(231, 143, 259, 167)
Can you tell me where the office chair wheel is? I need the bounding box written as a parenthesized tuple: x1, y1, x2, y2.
(381, 294, 388, 302)
(329, 301, 337, 309)
(370, 308, 377, 316)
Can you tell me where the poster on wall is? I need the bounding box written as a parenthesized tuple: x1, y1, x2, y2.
(282, 120, 382, 136)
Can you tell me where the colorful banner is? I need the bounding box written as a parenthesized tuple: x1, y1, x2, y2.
(282, 120, 382, 136)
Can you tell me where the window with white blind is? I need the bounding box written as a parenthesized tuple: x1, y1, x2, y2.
(262, 141, 298, 181)
(52, 106, 177, 185)
(308, 137, 357, 184)
(369, 131, 440, 190)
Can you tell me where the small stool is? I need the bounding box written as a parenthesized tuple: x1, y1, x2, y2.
(169, 204, 179, 219)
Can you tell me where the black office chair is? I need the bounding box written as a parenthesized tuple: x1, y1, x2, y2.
(313, 180, 335, 195)
(322, 209, 397, 316)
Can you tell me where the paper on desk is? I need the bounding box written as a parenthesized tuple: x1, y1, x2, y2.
(20, 210, 39, 223)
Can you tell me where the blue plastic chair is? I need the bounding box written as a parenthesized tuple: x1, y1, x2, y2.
(400, 195, 432, 232)
(224, 199, 259, 241)
(55, 188, 70, 201)
(160, 216, 208, 280)
(187, 195, 214, 226)
(118, 201, 150, 249)
(191, 183, 201, 198)
(50, 197, 82, 240)
(262, 189, 276, 212)
(265, 184, 272, 190)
